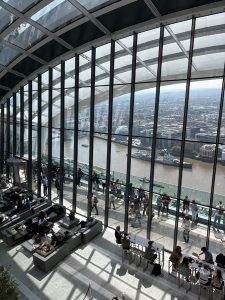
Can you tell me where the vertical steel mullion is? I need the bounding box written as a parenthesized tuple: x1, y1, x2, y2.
(0, 105, 4, 173)
(73, 55, 79, 211)
(147, 25, 164, 239)
(20, 87, 24, 157)
(206, 65, 225, 249)
(59, 61, 65, 206)
(37, 74, 42, 197)
(28, 81, 33, 192)
(174, 18, 196, 249)
(48, 68, 53, 202)
(124, 33, 137, 233)
(13, 93, 16, 156)
(87, 47, 96, 217)
(6, 99, 10, 177)
(105, 40, 115, 226)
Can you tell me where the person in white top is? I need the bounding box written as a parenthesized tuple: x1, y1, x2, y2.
(198, 265, 211, 286)
(109, 192, 116, 209)
(182, 216, 191, 243)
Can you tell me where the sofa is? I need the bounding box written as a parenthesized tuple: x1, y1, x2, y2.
(33, 232, 82, 272)
(0, 204, 66, 246)
(81, 220, 103, 244)
(44, 204, 66, 222)
(0, 199, 51, 235)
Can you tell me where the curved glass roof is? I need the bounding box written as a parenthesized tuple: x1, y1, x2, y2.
(0, 0, 224, 101)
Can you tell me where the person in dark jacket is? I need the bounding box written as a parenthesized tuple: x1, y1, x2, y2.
(115, 225, 123, 244)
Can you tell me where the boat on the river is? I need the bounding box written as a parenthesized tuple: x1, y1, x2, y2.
(130, 150, 151, 160)
(156, 153, 192, 169)
(81, 144, 88, 148)
(131, 151, 192, 169)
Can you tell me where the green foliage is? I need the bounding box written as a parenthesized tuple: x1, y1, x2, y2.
(0, 266, 19, 300)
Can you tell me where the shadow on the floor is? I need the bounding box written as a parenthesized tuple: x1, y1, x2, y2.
(28, 266, 50, 281)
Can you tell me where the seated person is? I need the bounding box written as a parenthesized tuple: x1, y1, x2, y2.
(169, 246, 182, 270)
(211, 269, 224, 290)
(16, 196, 23, 211)
(198, 247, 214, 264)
(38, 211, 50, 235)
(115, 226, 123, 244)
(145, 241, 157, 264)
(50, 229, 65, 246)
(179, 257, 191, 281)
(32, 230, 41, 243)
(121, 233, 130, 250)
(79, 217, 96, 229)
(37, 241, 51, 253)
(198, 265, 211, 286)
(216, 253, 225, 268)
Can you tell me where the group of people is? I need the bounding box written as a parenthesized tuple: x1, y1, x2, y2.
(115, 226, 158, 265)
(169, 245, 225, 290)
(30, 210, 53, 240)
(37, 229, 66, 252)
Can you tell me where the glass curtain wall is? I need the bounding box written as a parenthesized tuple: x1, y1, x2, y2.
(3, 11, 225, 256)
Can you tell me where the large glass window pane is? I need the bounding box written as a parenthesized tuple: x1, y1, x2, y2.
(108, 87, 131, 229)
(31, 0, 82, 32)
(95, 43, 111, 86)
(63, 89, 75, 209)
(161, 20, 192, 81)
(76, 86, 91, 216)
(3, 0, 41, 13)
(192, 13, 225, 78)
(0, 44, 20, 66)
(114, 36, 133, 84)
(136, 28, 159, 83)
(5, 23, 45, 49)
(65, 57, 75, 88)
(77, 0, 117, 12)
(0, 7, 16, 33)
(128, 84, 156, 239)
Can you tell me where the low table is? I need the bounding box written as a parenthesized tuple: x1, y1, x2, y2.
(22, 236, 50, 253)
(22, 239, 40, 253)
(58, 216, 79, 229)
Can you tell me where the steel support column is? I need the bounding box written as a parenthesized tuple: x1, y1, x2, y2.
(37, 74, 42, 197)
(59, 61, 65, 206)
(48, 68, 53, 202)
(105, 40, 115, 227)
(28, 81, 33, 192)
(87, 47, 96, 217)
(72, 55, 79, 211)
(0, 104, 4, 174)
(20, 87, 24, 158)
(124, 33, 137, 233)
(12, 93, 16, 156)
(6, 99, 10, 177)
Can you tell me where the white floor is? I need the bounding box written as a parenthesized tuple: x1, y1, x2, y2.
(0, 225, 200, 300)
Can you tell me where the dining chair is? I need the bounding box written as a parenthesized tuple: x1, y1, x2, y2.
(211, 285, 224, 300)
(198, 283, 211, 300)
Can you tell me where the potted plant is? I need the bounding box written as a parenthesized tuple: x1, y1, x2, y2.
(0, 266, 19, 299)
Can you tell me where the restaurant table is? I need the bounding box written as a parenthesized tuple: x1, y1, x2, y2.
(129, 233, 164, 266)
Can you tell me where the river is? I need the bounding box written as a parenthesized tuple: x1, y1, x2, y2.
(52, 136, 225, 202)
